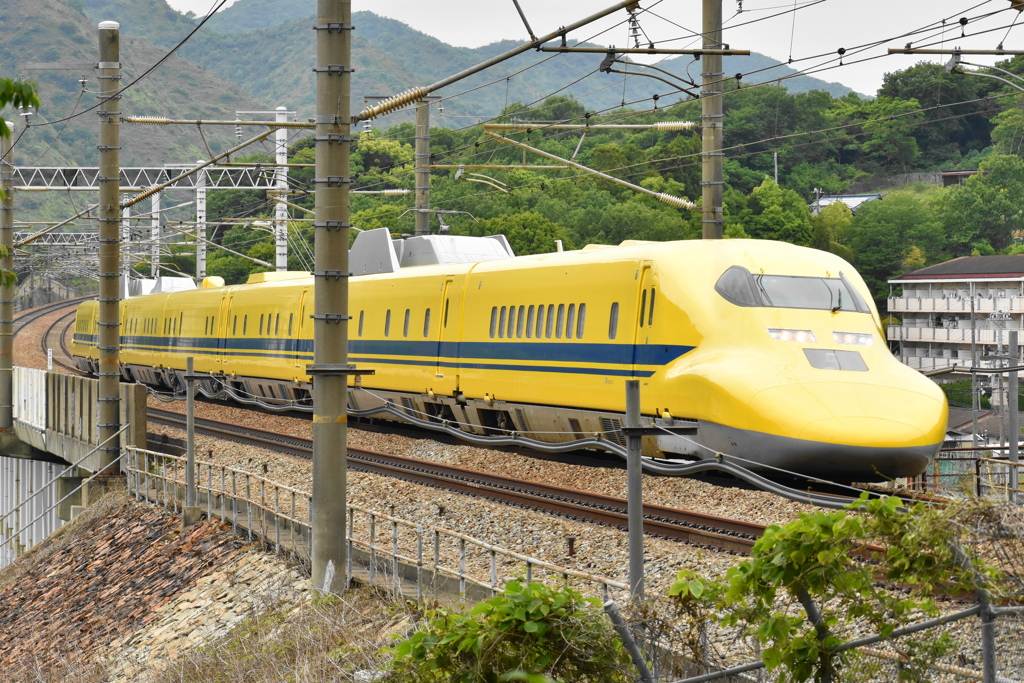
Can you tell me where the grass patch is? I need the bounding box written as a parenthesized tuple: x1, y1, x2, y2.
(151, 587, 405, 682)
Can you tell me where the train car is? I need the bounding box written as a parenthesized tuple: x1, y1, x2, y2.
(72, 230, 948, 481)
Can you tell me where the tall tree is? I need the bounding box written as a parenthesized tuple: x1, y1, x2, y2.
(847, 193, 943, 301)
(743, 178, 814, 246)
(877, 61, 988, 166)
(937, 154, 1024, 254)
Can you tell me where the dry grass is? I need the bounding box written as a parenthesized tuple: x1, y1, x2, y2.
(148, 586, 408, 683)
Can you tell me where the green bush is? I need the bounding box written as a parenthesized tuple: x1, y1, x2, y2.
(384, 579, 636, 683)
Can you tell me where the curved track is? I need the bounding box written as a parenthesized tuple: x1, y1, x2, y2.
(15, 297, 91, 374)
(41, 310, 81, 374)
(147, 407, 763, 555)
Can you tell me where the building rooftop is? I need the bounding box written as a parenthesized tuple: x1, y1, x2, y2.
(809, 193, 882, 215)
(891, 255, 1024, 281)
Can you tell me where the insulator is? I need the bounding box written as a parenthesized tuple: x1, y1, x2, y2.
(657, 193, 697, 210)
(130, 116, 167, 125)
(652, 121, 697, 131)
(358, 87, 429, 121)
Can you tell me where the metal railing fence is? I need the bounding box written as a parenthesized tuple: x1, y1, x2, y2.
(123, 447, 629, 604)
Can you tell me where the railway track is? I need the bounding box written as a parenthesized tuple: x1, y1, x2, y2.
(147, 407, 763, 555)
(14, 295, 90, 333)
(41, 309, 81, 374)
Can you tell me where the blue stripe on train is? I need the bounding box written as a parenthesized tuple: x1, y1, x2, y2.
(78, 334, 696, 375)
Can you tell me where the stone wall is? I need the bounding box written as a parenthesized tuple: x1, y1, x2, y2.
(0, 492, 310, 680)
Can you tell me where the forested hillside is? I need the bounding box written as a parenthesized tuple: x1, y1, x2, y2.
(196, 58, 1024, 308)
(5, 0, 1024, 308)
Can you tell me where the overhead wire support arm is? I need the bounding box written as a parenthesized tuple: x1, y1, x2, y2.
(887, 48, 1024, 55)
(123, 116, 315, 129)
(485, 121, 696, 132)
(539, 46, 748, 55)
(946, 52, 1024, 93)
(483, 131, 696, 209)
(511, 0, 538, 44)
(355, 0, 643, 122)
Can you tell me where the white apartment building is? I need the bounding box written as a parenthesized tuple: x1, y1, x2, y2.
(888, 255, 1024, 372)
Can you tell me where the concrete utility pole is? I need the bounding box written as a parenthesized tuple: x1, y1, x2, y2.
(0, 121, 13, 431)
(701, 0, 725, 239)
(97, 20, 122, 472)
(310, 0, 353, 593)
(275, 106, 289, 269)
(195, 160, 207, 280)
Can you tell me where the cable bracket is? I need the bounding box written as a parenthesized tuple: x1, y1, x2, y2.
(313, 221, 350, 231)
(306, 363, 373, 377)
(313, 134, 353, 144)
(310, 313, 351, 323)
(312, 22, 354, 32)
(311, 65, 355, 75)
(96, 145, 121, 151)
(312, 270, 351, 280)
(314, 177, 351, 186)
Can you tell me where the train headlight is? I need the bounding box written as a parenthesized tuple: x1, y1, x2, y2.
(832, 331, 874, 346)
(767, 328, 817, 343)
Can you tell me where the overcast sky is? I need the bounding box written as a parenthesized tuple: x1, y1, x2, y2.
(166, 0, 1024, 96)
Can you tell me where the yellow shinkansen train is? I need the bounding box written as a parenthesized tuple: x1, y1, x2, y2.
(72, 233, 948, 481)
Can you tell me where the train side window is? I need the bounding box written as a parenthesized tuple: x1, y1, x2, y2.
(384, 310, 391, 337)
(577, 303, 586, 338)
(566, 304, 575, 339)
(535, 305, 544, 338)
(357, 311, 363, 337)
(489, 307, 497, 339)
(609, 302, 619, 340)
(289, 313, 294, 336)
(639, 290, 647, 328)
(545, 305, 555, 339)
(648, 288, 656, 326)
(243, 315, 248, 335)
(444, 298, 449, 328)
(506, 305, 515, 339)
(423, 308, 431, 337)
(516, 305, 525, 338)
(259, 314, 264, 336)
(233, 316, 237, 336)
(498, 306, 506, 339)
(403, 308, 410, 338)
(556, 304, 565, 339)
(204, 317, 208, 335)
(525, 305, 534, 339)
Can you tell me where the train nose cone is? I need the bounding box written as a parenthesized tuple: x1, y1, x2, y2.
(745, 381, 947, 479)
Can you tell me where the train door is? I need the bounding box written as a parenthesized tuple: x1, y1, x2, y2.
(218, 294, 233, 374)
(631, 261, 655, 377)
(434, 275, 463, 396)
(295, 288, 310, 377)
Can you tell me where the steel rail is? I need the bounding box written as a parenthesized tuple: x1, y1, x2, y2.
(147, 407, 761, 554)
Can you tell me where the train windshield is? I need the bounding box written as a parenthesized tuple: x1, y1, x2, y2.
(715, 266, 870, 313)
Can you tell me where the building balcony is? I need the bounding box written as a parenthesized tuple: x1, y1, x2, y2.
(887, 296, 1024, 314)
(887, 325, 1021, 344)
(898, 355, 1007, 372)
